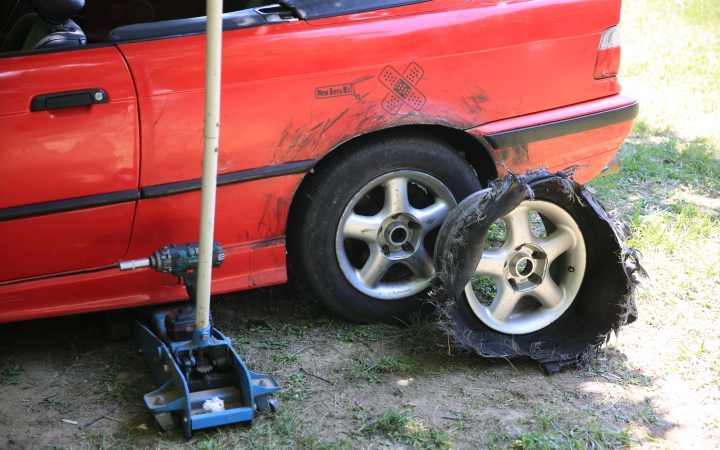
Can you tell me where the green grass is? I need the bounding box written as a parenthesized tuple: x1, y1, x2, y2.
(358, 408, 452, 449)
(621, 0, 720, 136)
(486, 408, 632, 450)
(2, 364, 22, 385)
(682, 0, 720, 32)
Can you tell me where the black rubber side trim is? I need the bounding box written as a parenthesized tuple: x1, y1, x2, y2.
(0, 264, 117, 288)
(0, 190, 140, 222)
(142, 160, 317, 199)
(484, 102, 639, 149)
(0, 161, 314, 221)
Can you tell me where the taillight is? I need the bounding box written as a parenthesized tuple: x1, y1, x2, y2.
(594, 26, 621, 79)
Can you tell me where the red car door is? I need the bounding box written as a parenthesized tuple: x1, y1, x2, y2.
(0, 47, 139, 283)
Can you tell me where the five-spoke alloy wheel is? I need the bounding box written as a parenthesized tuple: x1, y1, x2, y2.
(465, 200, 586, 334)
(432, 173, 634, 371)
(337, 170, 456, 299)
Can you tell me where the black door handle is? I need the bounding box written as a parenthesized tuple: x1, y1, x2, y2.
(30, 89, 109, 112)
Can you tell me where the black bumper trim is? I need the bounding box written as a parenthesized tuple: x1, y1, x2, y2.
(484, 102, 639, 149)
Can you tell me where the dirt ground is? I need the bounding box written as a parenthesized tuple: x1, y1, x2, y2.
(1, 281, 718, 449)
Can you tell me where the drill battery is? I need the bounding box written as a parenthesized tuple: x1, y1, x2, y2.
(164, 306, 214, 341)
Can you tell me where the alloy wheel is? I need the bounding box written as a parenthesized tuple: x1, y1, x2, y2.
(465, 200, 587, 334)
(336, 170, 456, 299)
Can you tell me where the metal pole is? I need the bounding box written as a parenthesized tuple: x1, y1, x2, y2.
(195, 0, 223, 337)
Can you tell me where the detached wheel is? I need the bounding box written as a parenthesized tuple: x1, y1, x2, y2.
(288, 131, 482, 323)
(434, 174, 635, 371)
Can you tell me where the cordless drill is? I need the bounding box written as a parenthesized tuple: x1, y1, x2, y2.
(119, 242, 225, 341)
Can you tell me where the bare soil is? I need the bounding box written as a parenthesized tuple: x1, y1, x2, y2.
(1, 283, 718, 449)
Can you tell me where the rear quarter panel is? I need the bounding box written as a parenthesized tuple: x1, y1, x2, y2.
(120, 0, 622, 187)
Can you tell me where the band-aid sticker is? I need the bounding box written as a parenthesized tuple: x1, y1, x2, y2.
(379, 63, 426, 115)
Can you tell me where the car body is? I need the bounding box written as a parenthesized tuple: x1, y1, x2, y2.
(0, 0, 636, 323)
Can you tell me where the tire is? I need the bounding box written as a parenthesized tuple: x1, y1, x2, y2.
(288, 131, 482, 323)
(433, 173, 635, 371)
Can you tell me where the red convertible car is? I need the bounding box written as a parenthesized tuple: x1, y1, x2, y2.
(0, 0, 636, 328)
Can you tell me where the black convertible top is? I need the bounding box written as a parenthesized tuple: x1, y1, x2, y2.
(107, 0, 430, 43)
(279, 0, 428, 20)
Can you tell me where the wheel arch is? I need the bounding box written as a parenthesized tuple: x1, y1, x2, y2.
(287, 124, 499, 226)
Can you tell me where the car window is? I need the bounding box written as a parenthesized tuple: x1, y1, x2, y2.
(0, 0, 278, 56)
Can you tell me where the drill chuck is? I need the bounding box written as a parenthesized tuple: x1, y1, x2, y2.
(119, 258, 151, 271)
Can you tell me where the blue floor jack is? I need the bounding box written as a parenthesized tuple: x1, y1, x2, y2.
(111, 0, 280, 437)
(118, 242, 280, 437)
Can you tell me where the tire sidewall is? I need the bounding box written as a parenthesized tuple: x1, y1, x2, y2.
(304, 137, 482, 322)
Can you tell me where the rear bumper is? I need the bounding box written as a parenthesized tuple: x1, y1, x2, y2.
(468, 93, 638, 183)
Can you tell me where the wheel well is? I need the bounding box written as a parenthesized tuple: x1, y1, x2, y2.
(413, 125, 499, 186)
(312, 124, 498, 186)
(286, 124, 498, 234)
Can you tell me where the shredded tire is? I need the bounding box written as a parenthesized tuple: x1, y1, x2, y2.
(431, 168, 646, 373)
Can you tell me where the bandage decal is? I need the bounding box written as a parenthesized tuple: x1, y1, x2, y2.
(379, 63, 426, 115)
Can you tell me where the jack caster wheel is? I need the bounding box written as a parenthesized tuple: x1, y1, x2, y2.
(154, 412, 179, 432)
(268, 397, 280, 413)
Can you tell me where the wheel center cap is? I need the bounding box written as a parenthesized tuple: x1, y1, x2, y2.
(503, 243, 548, 292)
(378, 213, 422, 260)
(385, 222, 410, 246)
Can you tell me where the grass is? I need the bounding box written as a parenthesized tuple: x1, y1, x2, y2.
(620, 0, 720, 138)
(358, 408, 453, 449)
(482, 407, 632, 450)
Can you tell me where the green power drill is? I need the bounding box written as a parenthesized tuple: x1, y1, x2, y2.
(119, 242, 225, 341)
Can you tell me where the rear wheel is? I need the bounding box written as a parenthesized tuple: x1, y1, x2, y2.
(288, 131, 482, 323)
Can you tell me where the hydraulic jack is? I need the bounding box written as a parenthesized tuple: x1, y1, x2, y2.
(114, 0, 278, 437)
(118, 242, 280, 436)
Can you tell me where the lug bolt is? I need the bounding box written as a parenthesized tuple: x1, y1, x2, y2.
(382, 245, 390, 255)
(401, 243, 412, 251)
